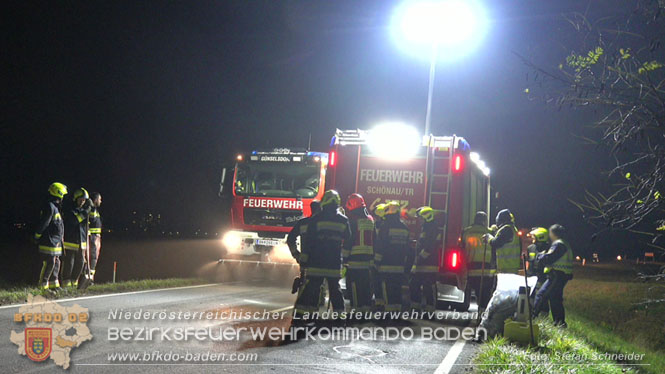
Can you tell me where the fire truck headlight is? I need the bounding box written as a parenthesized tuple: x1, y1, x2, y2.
(222, 231, 242, 252)
(368, 122, 420, 160)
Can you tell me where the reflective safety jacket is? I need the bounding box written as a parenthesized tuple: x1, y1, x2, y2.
(491, 223, 521, 273)
(89, 207, 102, 235)
(462, 224, 492, 276)
(411, 219, 440, 273)
(34, 199, 64, 255)
(64, 206, 89, 251)
(374, 214, 410, 274)
(540, 239, 573, 275)
(343, 208, 375, 270)
(300, 206, 351, 277)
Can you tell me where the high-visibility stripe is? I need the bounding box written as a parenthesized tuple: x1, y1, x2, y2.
(317, 221, 347, 233)
(90, 211, 101, 217)
(419, 250, 430, 258)
(347, 261, 372, 269)
(39, 245, 62, 254)
(374, 253, 383, 261)
(350, 246, 373, 255)
(90, 228, 102, 234)
(352, 282, 358, 307)
(377, 265, 403, 273)
(34, 233, 43, 239)
(75, 213, 86, 223)
(411, 265, 438, 273)
(64, 242, 80, 250)
(54, 213, 62, 220)
(388, 228, 409, 245)
(342, 249, 351, 257)
(306, 267, 341, 277)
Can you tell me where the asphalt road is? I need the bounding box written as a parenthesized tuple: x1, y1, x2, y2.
(0, 278, 480, 373)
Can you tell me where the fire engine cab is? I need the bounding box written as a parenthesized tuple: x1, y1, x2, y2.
(327, 124, 491, 310)
(219, 148, 328, 259)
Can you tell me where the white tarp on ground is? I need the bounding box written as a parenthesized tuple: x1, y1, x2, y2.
(479, 274, 538, 338)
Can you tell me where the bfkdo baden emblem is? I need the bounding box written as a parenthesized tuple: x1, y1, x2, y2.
(25, 328, 52, 362)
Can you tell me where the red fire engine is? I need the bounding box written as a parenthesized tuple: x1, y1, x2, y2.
(219, 148, 328, 260)
(326, 125, 491, 310)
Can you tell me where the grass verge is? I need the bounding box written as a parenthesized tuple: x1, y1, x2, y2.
(473, 318, 639, 374)
(0, 278, 208, 306)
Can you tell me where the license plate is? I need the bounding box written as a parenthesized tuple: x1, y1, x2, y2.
(256, 239, 282, 247)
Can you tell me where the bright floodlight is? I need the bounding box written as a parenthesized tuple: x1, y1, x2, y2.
(391, 0, 488, 61)
(368, 122, 421, 160)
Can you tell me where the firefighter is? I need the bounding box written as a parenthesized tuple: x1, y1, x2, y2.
(88, 192, 103, 281)
(409, 206, 440, 313)
(293, 190, 351, 323)
(374, 201, 410, 313)
(462, 211, 494, 309)
(533, 224, 574, 327)
(483, 209, 521, 274)
(34, 183, 67, 291)
(343, 193, 375, 315)
(62, 188, 91, 288)
(371, 203, 387, 309)
(526, 227, 550, 314)
(286, 200, 321, 262)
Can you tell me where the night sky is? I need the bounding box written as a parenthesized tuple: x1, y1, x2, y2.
(3, 1, 630, 255)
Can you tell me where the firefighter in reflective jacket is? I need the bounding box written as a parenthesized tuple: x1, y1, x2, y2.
(287, 201, 321, 262)
(484, 209, 521, 274)
(62, 188, 91, 288)
(293, 190, 351, 321)
(34, 183, 67, 290)
(526, 227, 550, 314)
(409, 206, 440, 312)
(374, 201, 410, 313)
(343, 194, 375, 314)
(533, 224, 574, 327)
(462, 211, 493, 309)
(371, 203, 387, 308)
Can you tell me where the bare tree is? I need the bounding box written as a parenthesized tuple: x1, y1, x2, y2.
(522, 1, 665, 254)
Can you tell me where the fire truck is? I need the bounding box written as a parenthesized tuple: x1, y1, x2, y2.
(219, 148, 328, 260)
(326, 125, 491, 310)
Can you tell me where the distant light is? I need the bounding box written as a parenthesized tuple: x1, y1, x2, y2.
(617, 255, 622, 261)
(368, 122, 421, 160)
(329, 150, 337, 167)
(236, 154, 243, 161)
(575, 255, 581, 261)
(518, 231, 523, 236)
(391, 0, 489, 62)
(313, 156, 321, 162)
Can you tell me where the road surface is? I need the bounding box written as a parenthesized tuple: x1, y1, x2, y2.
(0, 278, 480, 373)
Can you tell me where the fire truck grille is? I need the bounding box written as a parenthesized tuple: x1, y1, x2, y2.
(243, 209, 303, 227)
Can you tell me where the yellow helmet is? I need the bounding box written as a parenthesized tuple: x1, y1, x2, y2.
(73, 188, 89, 201)
(374, 203, 387, 218)
(320, 190, 341, 208)
(48, 183, 68, 199)
(529, 227, 548, 243)
(416, 206, 435, 222)
(385, 201, 401, 215)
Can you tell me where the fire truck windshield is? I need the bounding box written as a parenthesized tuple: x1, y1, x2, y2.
(234, 161, 321, 198)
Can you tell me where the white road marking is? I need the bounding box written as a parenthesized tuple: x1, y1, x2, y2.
(268, 305, 293, 313)
(0, 283, 222, 310)
(434, 339, 466, 374)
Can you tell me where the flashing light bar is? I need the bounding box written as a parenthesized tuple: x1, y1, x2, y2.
(329, 150, 337, 167)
